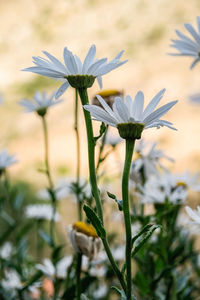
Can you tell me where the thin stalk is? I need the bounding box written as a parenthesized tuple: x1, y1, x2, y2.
(76, 253, 82, 300)
(41, 116, 56, 244)
(102, 237, 127, 292)
(77, 88, 103, 223)
(96, 125, 108, 172)
(74, 89, 82, 221)
(122, 139, 135, 299)
(74, 89, 82, 299)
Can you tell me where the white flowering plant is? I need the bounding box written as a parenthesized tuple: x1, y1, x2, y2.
(1, 15, 200, 300)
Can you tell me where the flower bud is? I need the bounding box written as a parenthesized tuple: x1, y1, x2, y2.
(93, 89, 123, 108)
(68, 221, 102, 259)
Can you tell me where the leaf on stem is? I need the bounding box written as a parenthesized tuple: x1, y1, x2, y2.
(94, 122, 106, 143)
(107, 191, 123, 211)
(83, 205, 106, 239)
(132, 224, 161, 257)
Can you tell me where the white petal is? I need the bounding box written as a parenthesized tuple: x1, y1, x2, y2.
(144, 101, 178, 126)
(87, 58, 107, 75)
(185, 23, 200, 45)
(84, 104, 117, 125)
(114, 97, 130, 122)
(96, 95, 117, 118)
(43, 51, 67, 73)
(97, 76, 103, 89)
(131, 91, 144, 120)
(55, 81, 70, 99)
(142, 89, 165, 119)
(185, 206, 200, 224)
(63, 48, 78, 74)
(82, 45, 96, 73)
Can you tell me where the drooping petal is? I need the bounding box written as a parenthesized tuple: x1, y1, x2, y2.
(55, 81, 70, 99)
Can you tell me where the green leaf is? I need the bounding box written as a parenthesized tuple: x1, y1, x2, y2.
(107, 191, 123, 211)
(132, 225, 161, 257)
(39, 230, 54, 247)
(111, 286, 136, 300)
(131, 223, 154, 247)
(83, 205, 106, 239)
(94, 122, 106, 142)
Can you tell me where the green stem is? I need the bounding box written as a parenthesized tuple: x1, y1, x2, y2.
(76, 253, 82, 300)
(41, 116, 56, 244)
(102, 237, 127, 292)
(74, 89, 82, 221)
(96, 125, 108, 173)
(122, 139, 135, 299)
(77, 88, 103, 223)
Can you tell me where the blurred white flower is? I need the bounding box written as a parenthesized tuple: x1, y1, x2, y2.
(0, 242, 13, 260)
(131, 140, 174, 178)
(93, 284, 108, 299)
(112, 245, 125, 261)
(104, 132, 123, 147)
(2, 270, 22, 290)
(0, 149, 18, 170)
(84, 89, 177, 130)
(169, 17, 200, 69)
(36, 256, 72, 279)
(68, 222, 102, 259)
(23, 45, 127, 98)
(185, 206, 200, 225)
(37, 177, 91, 202)
(189, 93, 200, 103)
(141, 173, 187, 205)
(19, 91, 63, 115)
(89, 265, 107, 277)
(25, 204, 60, 221)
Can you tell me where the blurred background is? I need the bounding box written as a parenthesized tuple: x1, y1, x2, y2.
(0, 0, 200, 187)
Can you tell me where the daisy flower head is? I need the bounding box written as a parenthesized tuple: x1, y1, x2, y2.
(84, 89, 178, 140)
(19, 91, 63, 117)
(0, 149, 18, 172)
(23, 45, 127, 98)
(169, 17, 200, 69)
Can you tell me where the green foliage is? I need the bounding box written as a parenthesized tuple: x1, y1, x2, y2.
(83, 205, 106, 239)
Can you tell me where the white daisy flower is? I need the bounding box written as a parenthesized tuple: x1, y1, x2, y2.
(19, 91, 63, 116)
(25, 204, 60, 221)
(2, 269, 22, 290)
(169, 17, 200, 69)
(36, 256, 72, 279)
(0, 242, 13, 260)
(0, 149, 18, 171)
(141, 173, 187, 205)
(185, 206, 200, 225)
(104, 132, 123, 147)
(23, 45, 127, 98)
(131, 140, 174, 178)
(84, 89, 178, 137)
(93, 284, 108, 299)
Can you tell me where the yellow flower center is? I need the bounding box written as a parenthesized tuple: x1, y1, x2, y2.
(73, 221, 98, 238)
(98, 89, 122, 98)
(176, 181, 187, 188)
(134, 152, 142, 160)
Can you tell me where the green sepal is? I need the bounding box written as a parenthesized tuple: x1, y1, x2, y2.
(83, 205, 106, 239)
(107, 191, 123, 211)
(66, 75, 95, 89)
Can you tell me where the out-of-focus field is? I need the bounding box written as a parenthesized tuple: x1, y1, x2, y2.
(0, 0, 200, 186)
